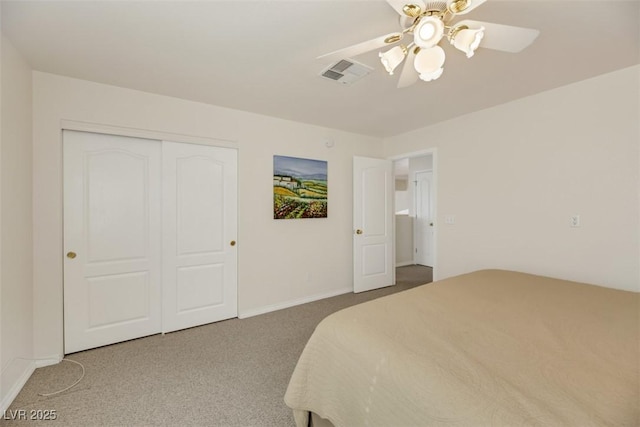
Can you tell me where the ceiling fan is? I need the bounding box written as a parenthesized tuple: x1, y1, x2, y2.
(317, 0, 540, 88)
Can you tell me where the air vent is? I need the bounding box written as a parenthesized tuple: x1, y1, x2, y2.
(322, 69, 343, 81)
(319, 59, 373, 85)
(331, 59, 354, 73)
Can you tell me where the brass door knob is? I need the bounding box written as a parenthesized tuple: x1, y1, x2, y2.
(230, 240, 236, 246)
(66, 251, 77, 259)
(355, 229, 363, 235)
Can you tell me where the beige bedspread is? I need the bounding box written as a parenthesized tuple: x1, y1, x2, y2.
(284, 270, 639, 427)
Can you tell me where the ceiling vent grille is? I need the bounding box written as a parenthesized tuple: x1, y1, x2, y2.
(319, 59, 373, 85)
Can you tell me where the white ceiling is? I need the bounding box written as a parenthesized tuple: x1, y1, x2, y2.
(2, 0, 639, 138)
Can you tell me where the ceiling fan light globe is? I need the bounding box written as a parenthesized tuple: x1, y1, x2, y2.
(452, 26, 485, 58)
(413, 45, 446, 76)
(419, 67, 444, 82)
(379, 45, 407, 75)
(413, 17, 444, 49)
(419, 24, 435, 41)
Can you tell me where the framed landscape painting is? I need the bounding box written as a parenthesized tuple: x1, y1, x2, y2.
(273, 155, 327, 219)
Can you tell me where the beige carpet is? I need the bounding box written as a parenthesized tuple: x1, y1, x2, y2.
(4, 265, 432, 427)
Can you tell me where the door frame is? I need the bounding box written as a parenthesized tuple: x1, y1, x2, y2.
(60, 120, 239, 355)
(388, 148, 438, 281)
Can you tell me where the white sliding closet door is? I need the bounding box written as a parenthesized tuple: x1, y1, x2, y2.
(161, 142, 238, 333)
(64, 132, 238, 353)
(63, 131, 162, 353)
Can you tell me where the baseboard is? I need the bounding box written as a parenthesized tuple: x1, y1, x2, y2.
(396, 261, 414, 267)
(238, 287, 352, 319)
(34, 355, 63, 368)
(0, 359, 36, 413)
(0, 355, 61, 413)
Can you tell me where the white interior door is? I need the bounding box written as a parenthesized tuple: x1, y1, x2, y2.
(162, 142, 238, 333)
(63, 131, 162, 353)
(353, 156, 394, 293)
(415, 170, 434, 267)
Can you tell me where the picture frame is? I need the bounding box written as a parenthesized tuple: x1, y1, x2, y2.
(273, 155, 327, 219)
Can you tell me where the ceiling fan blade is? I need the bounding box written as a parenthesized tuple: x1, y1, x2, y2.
(397, 46, 419, 88)
(446, 0, 487, 15)
(317, 32, 403, 63)
(456, 19, 540, 53)
(386, 0, 426, 17)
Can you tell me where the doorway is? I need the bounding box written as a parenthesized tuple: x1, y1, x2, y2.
(392, 151, 436, 283)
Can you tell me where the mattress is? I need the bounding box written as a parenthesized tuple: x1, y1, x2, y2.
(284, 270, 639, 426)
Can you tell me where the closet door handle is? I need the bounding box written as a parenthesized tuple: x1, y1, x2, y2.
(230, 240, 236, 246)
(67, 251, 77, 259)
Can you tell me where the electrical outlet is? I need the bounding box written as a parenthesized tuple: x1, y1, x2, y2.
(445, 215, 455, 225)
(570, 215, 581, 227)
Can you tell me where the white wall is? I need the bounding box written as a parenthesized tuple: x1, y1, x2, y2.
(0, 34, 34, 409)
(384, 66, 640, 292)
(394, 177, 409, 214)
(394, 170, 413, 266)
(32, 72, 382, 359)
(395, 215, 413, 266)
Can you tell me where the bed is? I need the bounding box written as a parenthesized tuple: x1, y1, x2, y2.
(284, 270, 639, 427)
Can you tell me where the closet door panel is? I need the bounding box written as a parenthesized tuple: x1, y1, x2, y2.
(63, 130, 162, 353)
(162, 141, 238, 333)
